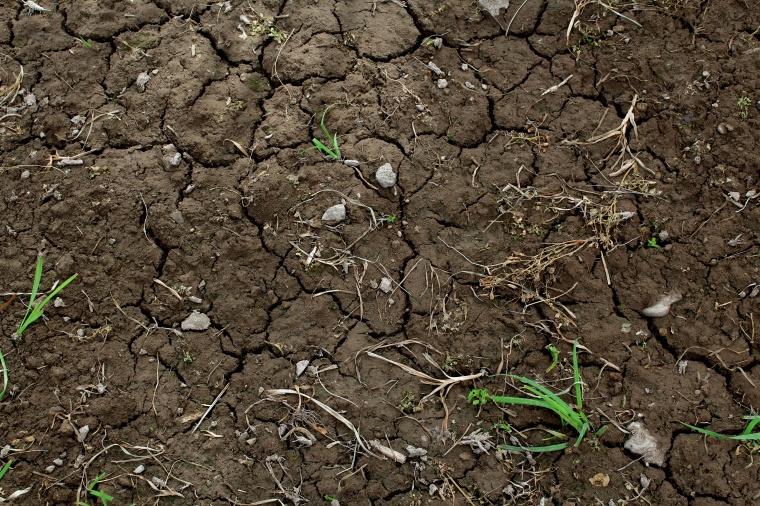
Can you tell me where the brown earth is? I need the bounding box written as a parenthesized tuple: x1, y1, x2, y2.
(1, 0, 759, 505)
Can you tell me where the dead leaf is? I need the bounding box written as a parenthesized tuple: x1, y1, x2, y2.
(589, 473, 610, 487)
(479, 0, 510, 17)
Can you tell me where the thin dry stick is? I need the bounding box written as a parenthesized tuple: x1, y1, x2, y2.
(153, 279, 182, 301)
(366, 351, 484, 401)
(192, 383, 229, 433)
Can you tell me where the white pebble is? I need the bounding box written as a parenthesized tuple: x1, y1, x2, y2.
(437, 79, 448, 89)
(375, 163, 397, 188)
(642, 292, 682, 318)
(322, 203, 346, 223)
(295, 360, 310, 377)
(379, 277, 393, 293)
(135, 72, 150, 92)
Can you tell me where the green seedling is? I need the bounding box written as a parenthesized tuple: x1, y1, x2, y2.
(646, 237, 660, 249)
(15, 256, 78, 337)
(468, 341, 605, 453)
(78, 36, 93, 48)
(3, 257, 76, 401)
(82, 473, 113, 506)
(311, 106, 341, 160)
(545, 344, 560, 372)
(738, 93, 752, 119)
(682, 415, 760, 442)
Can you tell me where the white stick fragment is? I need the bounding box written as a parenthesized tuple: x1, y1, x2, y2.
(541, 74, 573, 96)
(23, 0, 48, 14)
(56, 157, 84, 166)
(369, 440, 406, 463)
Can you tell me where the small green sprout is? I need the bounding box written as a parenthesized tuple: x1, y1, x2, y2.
(468, 341, 606, 453)
(386, 214, 397, 224)
(15, 256, 78, 337)
(646, 237, 661, 249)
(738, 93, 752, 119)
(545, 344, 560, 372)
(86, 473, 113, 506)
(3, 257, 77, 401)
(311, 106, 341, 160)
(78, 36, 93, 48)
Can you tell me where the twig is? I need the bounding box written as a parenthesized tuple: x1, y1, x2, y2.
(192, 384, 229, 433)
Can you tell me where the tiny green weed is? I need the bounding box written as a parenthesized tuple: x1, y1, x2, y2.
(468, 341, 606, 453)
(738, 93, 752, 119)
(14, 256, 78, 337)
(311, 106, 341, 160)
(78, 36, 93, 48)
(75, 473, 113, 506)
(3, 257, 76, 401)
(646, 237, 661, 249)
(545, 344, 560, 373)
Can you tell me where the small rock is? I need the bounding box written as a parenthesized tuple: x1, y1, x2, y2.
(45, 465, 56, 474)
(322, 203, 346, 223)
(379, 277, 393, 293)
(624, 421, 666, 466)
(188, 296, 203, 304)
(437, 78, 448, 89)
(20, 170, 31, 179)
(461, 63, 468, 71)
(169, 210, 185, 225)
(657, 230, 669, 242)
(405, 445, 428, 458)
(295, 360, 310, 377)
(717, 123, 733, 134)
(133, 464, 145, 475)
(53, 458, 64, 466)
(53, 297, 65, 308)
(415, 104, 425, 112)
(181, 311, 211, 331)
(465, 81, 475, 90)
(24, 93, 37, 107)
(432, 37, 442, 49)
(135, 72, 150, 92)
(162, 144, 182, 170)
(343, 159, 361, 167)
(427, 61, 444, 77)
(375, 163, 397, 188)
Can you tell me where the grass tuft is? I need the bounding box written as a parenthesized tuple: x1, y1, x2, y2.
(469, 341, 605, 452)
(311, 106, 341, 160)
(2, 256, 77, 401)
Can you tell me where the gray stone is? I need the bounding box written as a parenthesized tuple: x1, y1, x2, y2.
(135, 72, 150, 92)
(322, 203, 346, 223)
(181, 311, 211, 331)
(375, 163, 397, 188)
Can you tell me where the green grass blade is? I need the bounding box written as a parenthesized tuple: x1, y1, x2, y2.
(488, 395, 555, 410)
(16, 272, 78, 335)
(742, 416, 760, 434)
(573, 422, 589, 447)
(681, 422, 737, 439)
(499, 442, 569, 453)
(515, 377, 583, 428)
(0, 460, 11, 480)
(573, 341, 583, 411)
(20, 256, 44, 330)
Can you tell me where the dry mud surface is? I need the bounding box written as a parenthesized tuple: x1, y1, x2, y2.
(1, 1, 759, 504)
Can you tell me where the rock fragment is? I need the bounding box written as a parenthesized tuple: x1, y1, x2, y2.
(181, 311, 211, 331)
(135, 72, 150, 92)
(375, 163, 397, 188)
(322, 204, 346, 223)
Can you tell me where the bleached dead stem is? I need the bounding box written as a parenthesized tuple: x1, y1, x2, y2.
(264, 389, 376, 456)
(366, 351, 484, 401)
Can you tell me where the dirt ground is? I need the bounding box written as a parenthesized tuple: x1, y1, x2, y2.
(0, 0, 759, 504)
